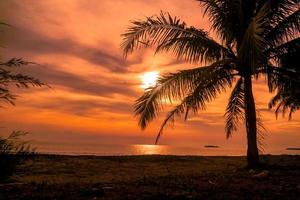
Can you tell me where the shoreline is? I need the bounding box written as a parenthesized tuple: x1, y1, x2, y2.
(31, 142, 300, 157)
(34, 153, 300, 157)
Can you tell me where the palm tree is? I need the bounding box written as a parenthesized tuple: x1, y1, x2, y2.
(121, 0, 300, 168)
(269, 41, 300, 118)
(0, 58, 46, 105)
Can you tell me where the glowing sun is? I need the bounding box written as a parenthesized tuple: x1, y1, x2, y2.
(140, 71, 159, 89)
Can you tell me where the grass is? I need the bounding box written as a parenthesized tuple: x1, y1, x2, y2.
(0, 155, 300, 199)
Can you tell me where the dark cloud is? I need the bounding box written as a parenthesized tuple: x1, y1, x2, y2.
(23, 96, 133, 116)
(17, 64, 138, 97)
(2, 28, 136, 73)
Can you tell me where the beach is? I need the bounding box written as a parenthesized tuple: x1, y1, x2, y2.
(1, 155, 300, 199)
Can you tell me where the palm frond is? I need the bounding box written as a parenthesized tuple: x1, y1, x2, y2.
(0, 68, 45, 88)
(0, 59, 47, 105)
(256, 109, 267, 153)
(225, 77, 244, 138)
(256, 64, 300, 93)
(269, 90, 300, 119)
(197, 0, 242, 44)
(266, 9, 300, 48)
(0, 87, 16, 105)
(264, 0, 299, 25)
(0, 58, 35, 67)
(239, 2, 269, 71)
(121, 11, 230, 63)
(134, 65, 215, 129)
(155, 35, 232, 63)
(134, 60, 235, 129)
(267, 37, 300, 62)
(153, 64, 235, 143)
(155, 104, 185, 144)
(268, 44, 300, 120)
(0, 71, 45, 105)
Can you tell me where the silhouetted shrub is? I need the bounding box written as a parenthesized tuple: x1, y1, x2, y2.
(0, 131, 35, 182)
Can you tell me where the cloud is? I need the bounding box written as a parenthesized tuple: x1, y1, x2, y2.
(4, 28, 135, 73)
(187, 113, 225, 126)
(17, 63, 138, 97)
(22, 96, 133, 116)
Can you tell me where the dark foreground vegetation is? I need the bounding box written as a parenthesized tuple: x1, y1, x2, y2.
(0, 131, 35, 181)
(0, 155, 300, 200)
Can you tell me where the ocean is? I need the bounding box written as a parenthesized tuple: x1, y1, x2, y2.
(32, 141, 300, 156)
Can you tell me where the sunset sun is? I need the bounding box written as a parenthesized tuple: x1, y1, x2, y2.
(140, 71, 159, 89)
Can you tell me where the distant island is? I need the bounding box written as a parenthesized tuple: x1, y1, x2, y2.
(204, 145, 220, 148)
(286, 148, 300, 151)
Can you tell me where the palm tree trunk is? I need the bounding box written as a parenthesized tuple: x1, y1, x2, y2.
(244, 75, 259, 168)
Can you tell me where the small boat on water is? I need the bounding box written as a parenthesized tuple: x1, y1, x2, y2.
(286, 148, 300, 151)
(204, 145, 219, 148)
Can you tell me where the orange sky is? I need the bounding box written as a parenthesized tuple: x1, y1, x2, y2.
(0, 0, 299, 153)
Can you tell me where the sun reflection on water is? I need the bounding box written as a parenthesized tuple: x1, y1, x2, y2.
(132, 144, 167, 155)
